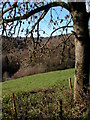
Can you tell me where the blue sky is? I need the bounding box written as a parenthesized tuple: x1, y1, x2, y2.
(15, 5, 73, 37)
(2, 2, 73, 37)
(38, 6, 73, 37)
(1, 1, 90, 37)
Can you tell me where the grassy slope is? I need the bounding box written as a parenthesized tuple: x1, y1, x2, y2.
(2, 68, 75, 96)
(2, 68, 90, 119)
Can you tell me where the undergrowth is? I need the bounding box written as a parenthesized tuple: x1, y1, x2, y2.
(2, 85, 90, 120)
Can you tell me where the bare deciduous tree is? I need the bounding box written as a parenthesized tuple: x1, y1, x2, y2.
(0, 1, 90, 100)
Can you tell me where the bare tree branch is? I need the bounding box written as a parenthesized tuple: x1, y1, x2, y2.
(3, 2, 70, 23)
(31, 8, 49, 33)
(51, 25, 73, 36)
(3, 2, 17, 14)
(54, 33, 73, 50)
(42, 25, 73, 48)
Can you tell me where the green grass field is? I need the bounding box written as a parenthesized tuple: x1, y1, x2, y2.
(1, 68, 90, 120)
(2, 68, 75, 96)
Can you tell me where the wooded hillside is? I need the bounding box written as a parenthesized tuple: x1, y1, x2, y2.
(2, 33, 75, 81)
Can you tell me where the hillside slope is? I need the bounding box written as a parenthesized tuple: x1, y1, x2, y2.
(2, 68, 90, 120)
(2, 68, 75, 96)
(2, 34, 75, 81)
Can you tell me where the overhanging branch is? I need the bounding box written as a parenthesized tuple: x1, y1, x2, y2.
(31, 8, 49, 33)
(54, 33, 73, 50)
(51, 25, 73, 36)
(3, 2, 70, 23)
(3, 2, 17, 14)
(42, 25, 73, 48)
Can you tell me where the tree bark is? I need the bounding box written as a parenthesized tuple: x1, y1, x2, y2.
(71, 3, 89, 100)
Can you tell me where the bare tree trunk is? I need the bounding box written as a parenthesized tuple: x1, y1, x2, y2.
(71, 3, 89, 100)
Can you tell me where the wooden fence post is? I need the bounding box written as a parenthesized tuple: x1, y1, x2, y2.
(41, 101, 46, 120)
(44, 97, 49, 120)
(12, 93, 17, 120)
(69, 77, 72, 90)
(59, 100, 63, 120)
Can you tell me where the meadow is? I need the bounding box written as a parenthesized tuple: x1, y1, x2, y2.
(2, 68, 90, 120)
(2, 68, 74, 96)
